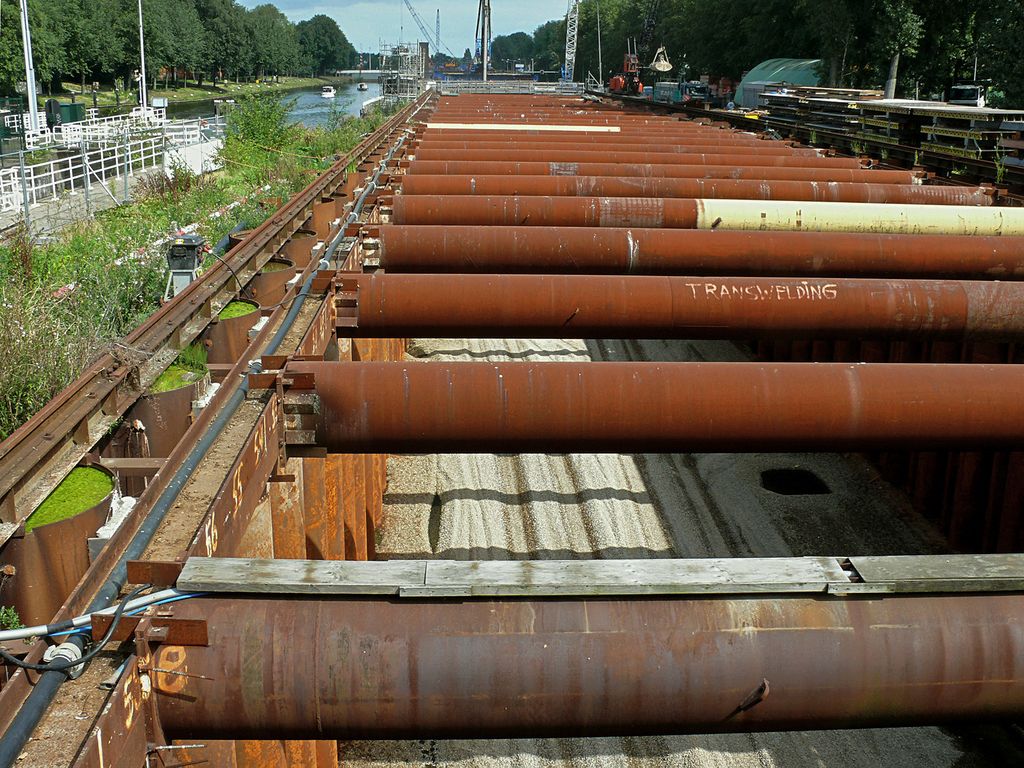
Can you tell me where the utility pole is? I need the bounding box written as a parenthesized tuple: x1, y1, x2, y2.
(435, 10, 440, 60)
(596, 0, 603, 83)
(18, 0, 40, 134)
(137, 0, 149, 112)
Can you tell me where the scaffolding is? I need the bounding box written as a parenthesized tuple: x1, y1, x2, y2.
(380, 42, 427, 108)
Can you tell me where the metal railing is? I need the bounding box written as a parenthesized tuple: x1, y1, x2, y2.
(0, 114, 225, 229)
(437, 81, 586, 96)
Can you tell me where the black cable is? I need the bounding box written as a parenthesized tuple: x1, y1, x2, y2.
(210, 250, 244, 293)
(0, 584, 151, 674)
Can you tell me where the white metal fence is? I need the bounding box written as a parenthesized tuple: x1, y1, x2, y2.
(0, 114, 225, 226)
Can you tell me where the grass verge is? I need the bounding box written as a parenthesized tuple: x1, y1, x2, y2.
(0, 95, 396, 442)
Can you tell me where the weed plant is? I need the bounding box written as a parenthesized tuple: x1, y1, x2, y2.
(0, 95, 392, 441)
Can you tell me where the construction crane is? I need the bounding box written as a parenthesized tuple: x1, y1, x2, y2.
(401, 0, 456, 57)
(563, 0, 580, 82)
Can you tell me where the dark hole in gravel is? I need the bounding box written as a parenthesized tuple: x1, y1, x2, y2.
(760, 468, 831, 496)
(428, 492, 443, 553)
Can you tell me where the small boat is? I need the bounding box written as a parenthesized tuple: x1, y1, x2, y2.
(321, 85, 337, 98)
(357, 82, 368, 91)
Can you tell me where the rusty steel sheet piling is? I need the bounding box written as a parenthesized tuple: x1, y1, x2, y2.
(395, 175, 991, 206)
(403, 160, 920, 185)
(153, 593, 1024, 739)
(375, 225, 1024, 278)
(335, 273, 1024, 341)
(287, 361, 1024, 453)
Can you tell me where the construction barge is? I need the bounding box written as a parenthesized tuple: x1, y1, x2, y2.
(2, 90, 1024, 767)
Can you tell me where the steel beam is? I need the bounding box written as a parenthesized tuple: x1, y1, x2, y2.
(287, 361, 1024, 453)
(375, 225, 1024, 277)
(153, 593, 1024, 739)
(404, 160, 920, 184)
(336, 273, 1024, 341)
(396, 175, 992, 206)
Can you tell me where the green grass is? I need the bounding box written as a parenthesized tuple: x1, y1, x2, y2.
(58, 76, 335, 108)
(219, 300, 258, 320)
(26, 466, 114, 532)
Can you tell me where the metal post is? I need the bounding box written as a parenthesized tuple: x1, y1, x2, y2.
(137, 0, 149, 113)
(596, 0, 603, 83)
(123, 130, 129, 203)
(17, 149, 31, 234)
(18, 0, 40, 134)
(81, 141, 91, 216)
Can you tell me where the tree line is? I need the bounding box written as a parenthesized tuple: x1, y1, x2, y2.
(492, 0, 1024, 106)
(0, 0, 360, 95)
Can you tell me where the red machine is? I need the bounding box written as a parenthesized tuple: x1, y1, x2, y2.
(609, 47, 642, 95)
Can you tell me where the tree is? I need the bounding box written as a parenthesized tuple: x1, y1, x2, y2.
(247, 4, 300, 78)
(296, 15, 356, 75)
(196, 0, 253, 82)
(876, 0, 923, 97)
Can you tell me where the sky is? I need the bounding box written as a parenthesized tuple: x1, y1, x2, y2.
(237, 0, 561, 57)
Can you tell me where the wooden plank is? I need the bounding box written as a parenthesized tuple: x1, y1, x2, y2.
(408, 557, 848, 597)
(178, 557, 426, 594)
(178, 555, 1024, 598)
(834, 553, 1024, 594)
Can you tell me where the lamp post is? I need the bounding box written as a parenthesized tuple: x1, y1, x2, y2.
(18, 0, 39, 134)
(137, 0, 149, 112)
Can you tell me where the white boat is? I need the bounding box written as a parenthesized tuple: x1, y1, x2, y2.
(321, 85, 337, 98)
(357, 82, 368, 91)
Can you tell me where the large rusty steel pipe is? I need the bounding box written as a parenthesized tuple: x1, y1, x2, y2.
(412, 148, 860, 168)
(404, 160, 920, 185)
(376, 225, 1024, 278)
(416, 132, 773, 145)
(338, 273, 1024, 341)
(288, 361, 1024, 453)
(389, 196, 1024, 233)
(154, 594, 1024, 739)
(415, 141, 810, 156)
(396, 175, 990, 206)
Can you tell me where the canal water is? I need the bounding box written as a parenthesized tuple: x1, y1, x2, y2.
(167, 81, 383, 126)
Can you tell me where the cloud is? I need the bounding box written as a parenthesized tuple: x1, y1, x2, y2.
(237, 0, 561, 55)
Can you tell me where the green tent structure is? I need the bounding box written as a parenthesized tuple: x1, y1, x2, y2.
(735, 58, 823, 107)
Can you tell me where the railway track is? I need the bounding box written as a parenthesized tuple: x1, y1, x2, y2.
(2, 90, 1024, 768)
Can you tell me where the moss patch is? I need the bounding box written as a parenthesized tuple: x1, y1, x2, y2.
(261, 260, 292, 273)
(27, 467, 113, 532)
(219, 300, 258, 320)
(148, 344, 208, 394)
(148, 363, 201, 394)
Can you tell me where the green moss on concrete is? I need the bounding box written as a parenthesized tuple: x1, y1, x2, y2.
(219, 300, 258, 320)
(26, 467, 113, 532)
(261, 260, 292, 273)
